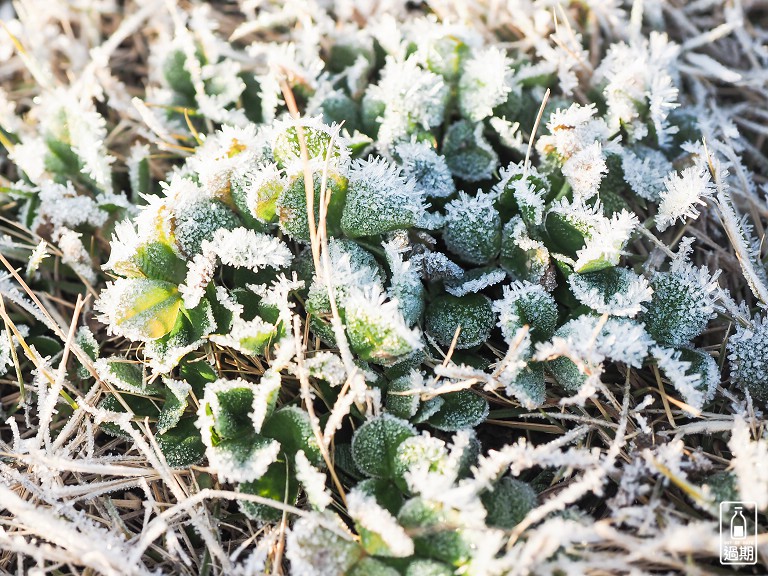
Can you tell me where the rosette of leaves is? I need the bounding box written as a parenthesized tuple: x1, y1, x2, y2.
(197, 373, 323, 520)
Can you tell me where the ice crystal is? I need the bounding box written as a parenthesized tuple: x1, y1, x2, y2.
(445, 268, 507, 298)
(202, 227, 292, 271)
(458, 47, 512, 123)
(620, 147, 672, 202)
(656, 164, 715, 232)
(348, 489, 415, 557)
(561, 142, 608, 200)
(651, 346, 705, 410)
(296, 450, 332, 510)
(365, 56, 448, 147)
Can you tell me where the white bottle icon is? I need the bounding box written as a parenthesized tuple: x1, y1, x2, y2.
(731, 506, 747, 539)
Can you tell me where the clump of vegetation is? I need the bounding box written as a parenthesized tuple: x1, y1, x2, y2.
(2, 1, 768, 574)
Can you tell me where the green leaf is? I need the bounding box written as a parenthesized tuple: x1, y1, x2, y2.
(157, 417, 206, 467)
(157, 378, 191, 434)
(133, 242, 187, 284)
(97, 394, 160, 439)
(351, 414, 416, 479)
(261, 406, 322, 467)
(427, 390, 489, 431)
(96, 357, 162, 395)
(350, 557, 400, 576)
(481, 477, 537, 529)
(114, 279, 182, 340)
(211, 386, 255, 440)
(397, 498, 472, 567)
(424, 294, 495, 350)
(239, 460, 299, 522)
(355, 478, 404, 516)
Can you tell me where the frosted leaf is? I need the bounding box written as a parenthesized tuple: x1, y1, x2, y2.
(295, 450, 332, 511)
(157, 377, 192, 434)
(547, 200, 638, 273)
(620, 147, 672, 202)
(656, 164, 715, 231)
(504, 362, 546, 409)
(189, 124, 271, 195)
(344, 285, 423, 364)
(249, 370, 282, 433)
(210, 313, 279, 356)
(560, 142, 608, 200)
(271, 116, 349, 175)
(727, 314, 768, 402)
(74, 325, 98, 379)
(103, 220, 144, 277)
(286, 514, 362, 576)
(341, 156, 425, 238)
(394, 434, 450, 480)
(538, 102, 609, 160)
(410, 252, 464, 282)
(679, 347, 719, 405)
(405, 560, 453, 576)
(307, 238, 382, 314)
(304, 352, 347, 387)
(94, 357, 158, 395)
(494, 162, 549, 226)
(481, 477, 537, 529)
(365, 55, 448, 147)
(427, 390, 489, 431)
(500, 217, 551, 284)
(277, 171, 348, 242)
(202, 227, 292, 271)
(395, 141, 455, 199)
(443, 120, 498, 182)
(34, 180, 108, 235)
(397, 497, 472, 566)
(348, 489, 415, 557)
(96, 278, 182, 341)
(568, 267, 653, 318)
(540, 315, 653, 372)
(383, 240, 426, 327)
(639, 262, 718, 347)
(444, 191, 501, 265)
(651, 346, 705, 410)
(352, 414, 417, 479)
(174, 198, 241, 256)
(197, 378, 280, 483)
(387, 371, 423, 420)
(425, 293, 495, 349)
(56, 228, 96, 284)
(458, 46, 513, 122)
(445, 268, 507, 297)
(595, 32, 680, 146)
(178, 251, 217, 309)
(493, 281, 558, 342)
(25, 239, 48, 278)
(234, 162, 284, 224)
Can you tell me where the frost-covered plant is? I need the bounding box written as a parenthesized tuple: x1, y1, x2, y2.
(2, 2, 767, 574)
